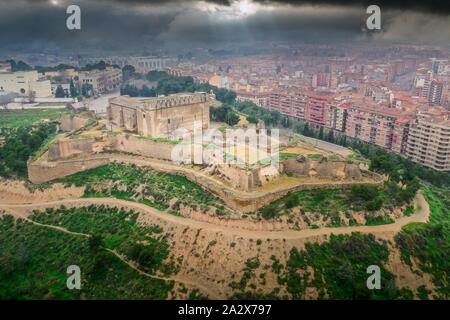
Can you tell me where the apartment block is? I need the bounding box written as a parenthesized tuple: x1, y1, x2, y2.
(78, 67, 122, 95)
(268, 92, 307, 120)
(345, 103, 414, 151)
(0, 70, 52, 98)
(428, 79, 444, 106)
(236, 91, 269, 108)
(405, 111, 450, 171)
(305, 93, 335, 127)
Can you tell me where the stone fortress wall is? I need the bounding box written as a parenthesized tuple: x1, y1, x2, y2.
(28, 111, 383, 212)
(282, 156, 362, 180)
(59, 113, 92, 132)
(37, 130, 368, 191)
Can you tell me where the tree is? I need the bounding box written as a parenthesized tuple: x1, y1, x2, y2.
(69, 79, 78, 98)
(81, 83, 93, 97)
(146, 70, 169, 82)
(82, 60, 108, 71)
(28, 90, 36, 103)
(89, 235, 104, 252)
(122, 65, 136, 81)
(318, 127, 324, 140)
(120, 84, 140, 97)
(55, 85, 66, 98)
(326, 129, 335, 143)
(8, 60, 32, 72)
(281, 116, 291, 128)
(140, 85, 156, 97)
(225, 110, 240, 126)
(246, 115, 258, 124)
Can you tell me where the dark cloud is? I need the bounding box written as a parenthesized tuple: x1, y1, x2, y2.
(0, 0, 448, 55)
(90, 0, 450, 14)
(253, 1, 450, 15)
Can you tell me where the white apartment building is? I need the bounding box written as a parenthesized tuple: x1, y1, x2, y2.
(0, 70, 52, 98)
(405, 111, 450, 171)
(78, 67, 122, 95)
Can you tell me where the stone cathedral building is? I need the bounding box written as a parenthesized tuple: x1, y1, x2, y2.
(107, 92, 214, 138)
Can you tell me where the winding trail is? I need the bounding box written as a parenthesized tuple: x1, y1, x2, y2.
(0, 191, 430, 240)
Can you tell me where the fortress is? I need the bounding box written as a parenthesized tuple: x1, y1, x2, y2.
(107, 92, 213, 138)
(27, 94, 383, 213)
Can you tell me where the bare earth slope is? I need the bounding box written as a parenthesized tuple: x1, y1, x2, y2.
(0, 188, 432, 299)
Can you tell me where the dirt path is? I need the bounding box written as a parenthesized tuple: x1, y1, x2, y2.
(1, 209, 220, 299)
(0, 191, 430, 240)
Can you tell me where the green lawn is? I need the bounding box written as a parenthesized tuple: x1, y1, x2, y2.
(0, 108, 67, 129)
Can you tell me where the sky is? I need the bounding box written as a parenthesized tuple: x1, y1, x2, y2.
(0, 0, 449, 53)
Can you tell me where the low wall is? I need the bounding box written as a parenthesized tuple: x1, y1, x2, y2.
(282, 157, 361, 179)
(28, 151, 383, 212)
(48, 138, 95, 161)
(214, 164, 261, 192)
(60, 114, 91, 132)
(28, 157, 110, 184)
(108, 135, 175, 161)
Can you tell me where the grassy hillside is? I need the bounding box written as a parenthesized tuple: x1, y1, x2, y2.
(0, 108, 66, 129)
(57, 162, 230, 215)
(0, 205, 174, 299)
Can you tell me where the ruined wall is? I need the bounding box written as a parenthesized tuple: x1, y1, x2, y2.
(122, 107, 137, 132)
(282, 156, 361, 179)
(28, 157, 110, 184)
(48, 138, 95, 161)
(214, 164, 261, 192)
(258, 164, 280, 185)
(108, 135, 176, 161)
(60, 114, 91, 132)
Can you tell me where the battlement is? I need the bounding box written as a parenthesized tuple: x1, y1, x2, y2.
(141, 92, 212, 110)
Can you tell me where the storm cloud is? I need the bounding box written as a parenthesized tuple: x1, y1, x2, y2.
(0, 0, 448, 54)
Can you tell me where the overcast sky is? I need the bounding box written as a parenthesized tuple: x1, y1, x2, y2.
(0, 0, 449, 53)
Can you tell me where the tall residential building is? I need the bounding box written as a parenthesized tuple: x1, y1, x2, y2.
(268, 91, 307, 119)
(305, 93, 335, 127)
(428, 79, 444, 106)
(345, 102, 415, 151)
(405, 110, 450, 171)
(431, 59, 448, 76)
